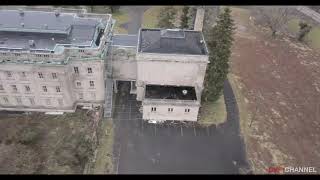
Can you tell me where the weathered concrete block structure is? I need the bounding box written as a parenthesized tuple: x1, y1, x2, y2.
(0, 8, 114, 113)
(0, 8, 209, 122)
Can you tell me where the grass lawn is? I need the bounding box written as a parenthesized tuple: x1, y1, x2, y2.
(112, 11, 129, 34)
(198, 94, 227, 127)
(92, 119, 114, 174)
(142, 6, 163, 29)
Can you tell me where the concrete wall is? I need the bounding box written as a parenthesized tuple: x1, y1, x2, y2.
(142, 99, 199, 121)
(111, 46, 137, 81)
(135, 53, 208, 101)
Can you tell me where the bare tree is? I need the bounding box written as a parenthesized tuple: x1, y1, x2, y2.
(252, 6, 295, 37)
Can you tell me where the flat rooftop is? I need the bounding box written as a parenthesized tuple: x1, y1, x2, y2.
(0, 9, 108, 51)
(138, 29, 208, 55)
(112, 34, 138, 47)
(145, 85, 197, 101)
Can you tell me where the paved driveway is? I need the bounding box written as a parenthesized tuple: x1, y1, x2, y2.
(120, 6, 150, 34)
(113, 81, 250, 174)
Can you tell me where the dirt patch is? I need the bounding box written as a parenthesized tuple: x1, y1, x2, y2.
(0, 109, 101, 174)
(230, 7, 320, 174)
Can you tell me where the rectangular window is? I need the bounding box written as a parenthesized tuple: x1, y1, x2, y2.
(74, 67, 79, 74)
(87, 67, 92, 74)
(16, 97, 22, 104)
(42, 86, 47, 92)
(3, 97, 9, 103)
(76, 81, 81, 87)
(91, 92, 96, 100)
(0, 85, 3, 91)
(79, 49, 84, 53)
(25, 85, 30, 92)
(79, 93, 84, 100)
(14, 53, 20, 56)
(56, 86, 61, 92)
(29, 98, 35, 105)
(185, 108, 190, 113)
(11, 85, 17, 92)
(38, 72, 44, 78)
(46, 99, 51, 105)
(58, 99, 63, 106)
(151, 107, 157, 112)
(21, 72, 26, 78)
(52, 73, 57, 79)
(6, 71, 12, 78)
(89, 81, 94, 87)
(168, 108, 173, 112)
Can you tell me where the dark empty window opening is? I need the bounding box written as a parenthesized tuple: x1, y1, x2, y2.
(21, 72, 26, 78)
(6, 71, 12, 78)
(3, 97, 9, 103)
(145, 85, 197, 101)
(11, 85, 17, 92)
(25, 85, 30, 92)
(74, 67, 79, 74)
(56, 86, 61, 92)
(168, 108, 173, 112)
(185, 108, 190, 113)
(42, 86, 47, 92)
(88, 68, 93, 74)
(29, 98, 35, 105)
(90, 81, 94, 87)
(151, 107, 157, 112)
(52, 73, 57, 79)
(95, 28, 105, 46)
(38, 72, 44, 78)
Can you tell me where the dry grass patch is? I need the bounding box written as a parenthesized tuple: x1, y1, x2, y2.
(91, 119, 114, 174)
(198, 94, 227, 127)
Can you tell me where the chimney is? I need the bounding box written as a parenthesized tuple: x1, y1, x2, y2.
(194, 7, 205, 31)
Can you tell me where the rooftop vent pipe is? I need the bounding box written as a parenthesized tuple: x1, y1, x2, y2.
(182, 90, 188, 95)
(55, 10, 60, 17)
(19, 9, 24, 16)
